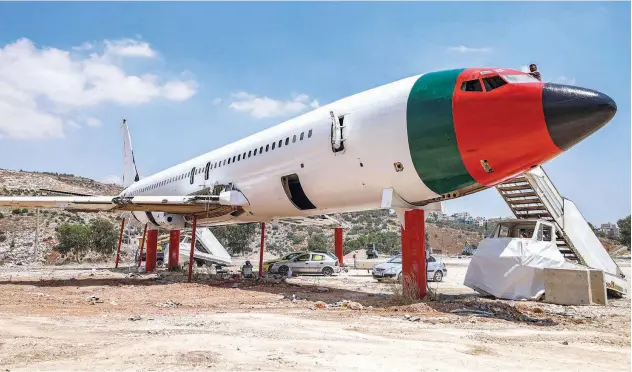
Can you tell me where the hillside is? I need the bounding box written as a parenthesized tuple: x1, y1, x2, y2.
(0, 169, 624, 265)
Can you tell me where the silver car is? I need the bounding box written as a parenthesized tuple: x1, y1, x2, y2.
(269, 251, 342, 276)
(372, 255, 447, 282)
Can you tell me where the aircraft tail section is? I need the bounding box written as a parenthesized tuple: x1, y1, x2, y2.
(121, 119, 140, 187)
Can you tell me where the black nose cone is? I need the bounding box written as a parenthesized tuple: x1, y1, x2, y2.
(543, 83, 617, 151)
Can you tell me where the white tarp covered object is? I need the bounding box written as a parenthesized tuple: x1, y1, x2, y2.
(464, 237, 580, 300)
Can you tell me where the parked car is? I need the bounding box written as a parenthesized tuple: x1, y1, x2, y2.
(371, 254, 447, 282)
(262, 251, 307, 272)
(269, 251, 342, 276)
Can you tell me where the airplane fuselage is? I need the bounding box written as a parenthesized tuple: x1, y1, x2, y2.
(121, 67, 617, 229)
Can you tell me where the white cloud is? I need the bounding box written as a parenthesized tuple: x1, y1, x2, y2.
(102, 175, 122, 185)
(104, 38, 156, 58)
(84, 117, 102, 127)
(229, 92, 320, 119)
(212, 98, 223, 105)
(447, 46, 491, 53)
(72, 42, 93, 51)
(0, 37, 198, 140)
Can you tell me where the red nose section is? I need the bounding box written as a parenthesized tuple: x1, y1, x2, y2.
(452, 68, 562, 187)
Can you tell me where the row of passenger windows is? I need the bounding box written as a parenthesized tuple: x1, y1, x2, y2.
(461, 75, 507, 92)
(128, 129, 314, 195)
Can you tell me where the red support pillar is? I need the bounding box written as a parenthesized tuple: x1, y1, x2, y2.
(146, 229, 158, 273)
(187, 216, 198, 283)
(168, 230, 181, 270)
(334, 227, 344, 265)
(115, 218, 125, 268)
(401, 209, 427, 299)
(137, 224, 147, 268)
(258, 222, 266, 278)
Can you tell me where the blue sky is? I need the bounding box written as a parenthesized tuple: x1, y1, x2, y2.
(0, 2, 629, 225)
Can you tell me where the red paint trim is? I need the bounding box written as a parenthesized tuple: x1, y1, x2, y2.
(115, 218, 125, 268)
(258, 222, 266, 277)
(402, 210, 427, 299)
(452, 68, 562, 186)
(188, 216, 197, 282)
(335, 227, 344, 266)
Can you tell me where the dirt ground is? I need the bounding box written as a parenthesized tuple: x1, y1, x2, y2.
(0, 258, 630, 371)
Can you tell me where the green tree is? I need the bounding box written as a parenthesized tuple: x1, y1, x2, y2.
(211, 223, 258, 255)
(307, 232, 328, 251)
(617, 215, 631, 247)
(90, 218, 118, 254)
(55, 223, 91, 261)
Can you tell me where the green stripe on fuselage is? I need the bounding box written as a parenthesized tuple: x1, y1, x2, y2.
(406, 69, 476, 195)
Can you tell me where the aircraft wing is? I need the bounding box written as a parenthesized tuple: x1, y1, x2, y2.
(0, 191, 249, 214)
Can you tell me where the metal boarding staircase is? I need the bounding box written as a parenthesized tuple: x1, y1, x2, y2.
(496, 166, 628, 296)
(496, 169, 580, 263)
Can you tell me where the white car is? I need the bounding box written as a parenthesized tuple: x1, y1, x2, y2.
(269, 251, 342, 276)
(371, 255, 447, 282)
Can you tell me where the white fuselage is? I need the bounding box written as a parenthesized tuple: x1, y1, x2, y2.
(122, 74, 444, 226)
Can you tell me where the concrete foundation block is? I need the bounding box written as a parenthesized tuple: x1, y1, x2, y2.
(543, 268, 592, 306)
(588, 269, 608, 306)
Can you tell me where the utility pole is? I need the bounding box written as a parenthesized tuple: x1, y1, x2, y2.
(34, 208, 39, 261)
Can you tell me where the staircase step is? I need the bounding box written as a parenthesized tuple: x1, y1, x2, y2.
(502, 192, 538, 199)
(497, 185, 533, 192)
(504, 176, 528, 183)
(506, 198, 542, 205)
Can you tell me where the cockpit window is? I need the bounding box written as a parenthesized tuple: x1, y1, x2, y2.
(502, 74, 540, 83)
(461, 79, 483, 92)
(483, 76, 508, 91)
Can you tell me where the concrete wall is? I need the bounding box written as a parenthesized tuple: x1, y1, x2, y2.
(544, 268, 592, 306)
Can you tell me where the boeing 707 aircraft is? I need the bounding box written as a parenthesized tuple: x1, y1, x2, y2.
(0, 68, 617, 230)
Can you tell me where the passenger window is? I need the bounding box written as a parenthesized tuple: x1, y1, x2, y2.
(272, 142, 276, 150)
(285, 137, 289, 146)
(265, 144, 269, 152)
(296, 254, 310, 261)
(498, 225, 510, 237)
(238, 154, 241, 161)
(300, 132, 304, 140)
(243, 152, 246, 159)
(254, 149, 257, 156)
(278, 140, 282, 148)
(248, 150, 252, 157)
(312, 254, 325, 261)
(427, 256, 436, 263)
(308, 129, 313, 138)
(483, 76, 508, 91)
(260, 146, 263, 153)
(232, 156, 236, 163)
(537, 224, 553, 242)
(461, 79, 483, 92)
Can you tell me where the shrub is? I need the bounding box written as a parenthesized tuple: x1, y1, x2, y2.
(55, 223, 91, 260)
(89, 218, 118, 254)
